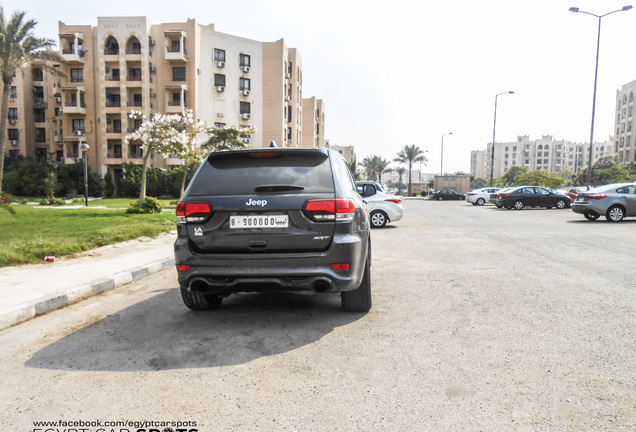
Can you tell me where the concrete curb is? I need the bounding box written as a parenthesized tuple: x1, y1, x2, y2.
(0, 256, 175, 332)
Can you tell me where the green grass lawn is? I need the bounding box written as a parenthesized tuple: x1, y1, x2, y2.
(0, 202, 177, 267)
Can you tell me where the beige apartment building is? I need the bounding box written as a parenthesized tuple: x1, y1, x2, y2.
(302, 97, 326, 148)
(477, 135, 614, 180)
(614, 80, 636, 165)
(5, 16, 330, 179)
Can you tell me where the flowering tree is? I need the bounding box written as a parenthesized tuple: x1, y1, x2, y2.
(125, 109, 205, 206)
(202, 125, 255, 151)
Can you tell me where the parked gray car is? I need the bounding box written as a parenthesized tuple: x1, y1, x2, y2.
(174, 147, 372, 311)
(572, 182, 636, 222)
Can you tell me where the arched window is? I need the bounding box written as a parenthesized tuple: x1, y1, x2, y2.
(126, 36, 141, 54)
(104, 36, 119, 55)
(630, 92, 634, 103)
(538, 145, 543, 150)
(544, 144, 549, 150)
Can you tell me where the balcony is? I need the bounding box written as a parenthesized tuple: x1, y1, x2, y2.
(106, 152, 123, 159)
(63, 101, 87, 115)
(106, 127, 122, 134)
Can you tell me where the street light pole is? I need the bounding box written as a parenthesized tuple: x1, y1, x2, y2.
(440, 132, 452, 176)
(80, 142, 90, 207)
(489, 91, 514, 186)
(569, 5, 632, 187)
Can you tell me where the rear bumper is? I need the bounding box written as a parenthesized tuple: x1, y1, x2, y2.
(174, 232, 368, 294)
(572, 203, 601, 215)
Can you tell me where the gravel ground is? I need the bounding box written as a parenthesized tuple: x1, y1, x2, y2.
(1, 199, 635, 431)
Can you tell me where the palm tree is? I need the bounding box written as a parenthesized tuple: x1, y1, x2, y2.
(395, 166, 407, 193)
(0, 7, 59, 193)
(360, 155, 391, 183)
(394, 144, 427, 196)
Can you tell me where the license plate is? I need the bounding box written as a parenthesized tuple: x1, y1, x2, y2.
(230, 215, 288, 229)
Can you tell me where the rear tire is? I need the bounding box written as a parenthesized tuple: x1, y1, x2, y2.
(181, 287, 223, 311)
(606, 205, 625, 222)
(369, 210, 388, 228)
(514, 200, 524, 210)
(556, 199, 567, 209)
(342, 249, 372, 312)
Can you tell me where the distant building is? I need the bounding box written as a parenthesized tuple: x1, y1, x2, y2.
(614, 80, 636, 166)
(478, 135, 614, 180)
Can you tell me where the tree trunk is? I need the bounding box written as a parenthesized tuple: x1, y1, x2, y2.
(407, 162, 413, 196)
(0, 75, 13, 194)
(180, 163, 189, 197)
(138, 150, 152, 206)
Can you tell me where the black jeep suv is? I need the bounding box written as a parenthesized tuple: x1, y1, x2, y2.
(174, 147, 371, 311)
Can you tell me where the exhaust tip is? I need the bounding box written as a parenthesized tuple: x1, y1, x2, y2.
(313, 280, 332, 293)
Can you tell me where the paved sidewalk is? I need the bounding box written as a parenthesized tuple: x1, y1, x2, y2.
(0, 231, 176, 331)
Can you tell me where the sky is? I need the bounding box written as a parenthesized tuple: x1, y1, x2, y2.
(4, 0, 636, 175)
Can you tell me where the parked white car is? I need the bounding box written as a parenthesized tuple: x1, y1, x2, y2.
(466, 187, 501, 206)
(356, 181, 404, 228)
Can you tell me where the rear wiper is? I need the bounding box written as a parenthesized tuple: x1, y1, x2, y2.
(255, 184, 305, 192)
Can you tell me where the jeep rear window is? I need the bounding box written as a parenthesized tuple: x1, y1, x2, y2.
(188, 151, 335, 195)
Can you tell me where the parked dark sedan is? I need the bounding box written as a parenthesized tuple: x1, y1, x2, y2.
(494, 186, 571, 210)
(431, 189, 466, 200)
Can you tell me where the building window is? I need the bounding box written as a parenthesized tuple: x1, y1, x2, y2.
(73, 119, 85, 133)
(8, 108, 17, 120)
(10, 86, 17, 98)
(239, 102, 250, 114)
(171, 40, 181, 53)
(214, 74, 226, 87)
(240, 78, 251, 90)
(214, 48, 225, 62)
(172, 67, 186, 82)
(214, 122, 226, 128)
(240, 53, 250, 67)
(8, 129, 19, 140)
(71, 68, 83, 83)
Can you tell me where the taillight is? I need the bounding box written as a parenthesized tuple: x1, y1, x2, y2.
(585, 194, 607, 200)
(502, 193, 511, 198)
(386, 198, 402, 204)
(303, 199, 357, 222)
(332, 263, 350, 271)
(176, 202, 213, 224)
(251, 152, 277, 158)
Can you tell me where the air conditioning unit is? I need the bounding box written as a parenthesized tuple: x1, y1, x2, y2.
(243, 89, 250, 96)
(9, 119, 16, 124)
(57, 141, 63, 146)
(242, 65, 250, 73)
(54, 96, 61, 103)
(105, 66, 110, 73)
(9, 140, 17, 145)
(74, 130, 83, 136)
(217, 61, 225, 68)
(286, 96, 291, 101)
(150, 65, 156, 73)
(243, 137, 250, 144)
(106, 117, 111, 124)
(285, 73, 291, 79)
(149, 37, 155, 46)
(242, 113, 251, 120)
(216, 85, 225, 92)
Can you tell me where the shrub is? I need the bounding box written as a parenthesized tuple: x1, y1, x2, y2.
(126, 196, 163, 214)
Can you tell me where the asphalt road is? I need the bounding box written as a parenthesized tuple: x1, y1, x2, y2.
(1, 200, 635, 431)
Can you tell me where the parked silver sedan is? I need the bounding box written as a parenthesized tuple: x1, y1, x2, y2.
(572, 182, 636, 222)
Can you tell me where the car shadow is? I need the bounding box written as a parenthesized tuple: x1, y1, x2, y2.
(25, 288, 366, 372)
(566, 218, 636, 224)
